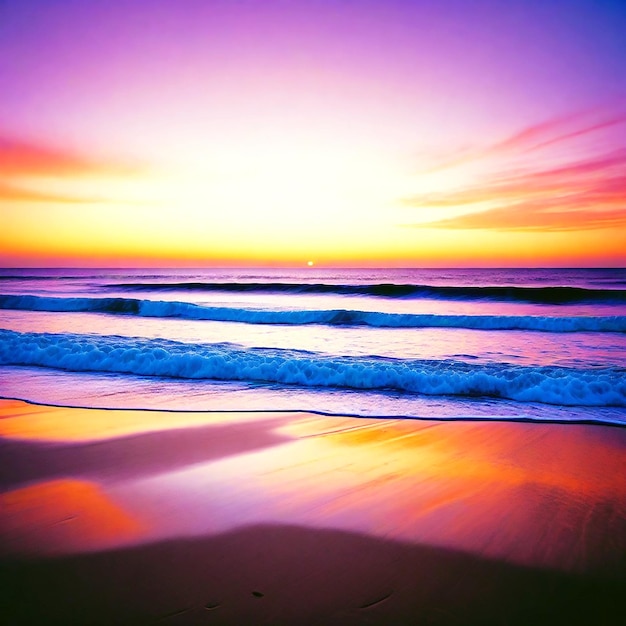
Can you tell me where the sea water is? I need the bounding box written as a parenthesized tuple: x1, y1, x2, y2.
(0, 268, 625, 425)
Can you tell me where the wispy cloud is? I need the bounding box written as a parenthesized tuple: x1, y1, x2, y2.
(0, 182, 104, 204)
(0, 133, 143, 204)
(0, 134, 138, 177)
(484, 111, 626, 158)
(424, 109, 626, 173)
(405, 110, 626, 231)
(429, 197, 626, 232)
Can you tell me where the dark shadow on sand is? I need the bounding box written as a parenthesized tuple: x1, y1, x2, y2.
(2, 523, 624, 626)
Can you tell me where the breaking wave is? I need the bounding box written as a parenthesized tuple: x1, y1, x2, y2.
(1, 329, 624, 407)
(2, 294, 625, 332)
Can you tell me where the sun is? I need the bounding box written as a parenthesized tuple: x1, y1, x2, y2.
(307, 260, 314, 267)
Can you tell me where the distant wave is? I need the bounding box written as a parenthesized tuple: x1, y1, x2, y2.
(1, 330, 624, 407)
(105, 281, 626, 304)
(2, 294, 625, 332)
(0, 275, 51, 281)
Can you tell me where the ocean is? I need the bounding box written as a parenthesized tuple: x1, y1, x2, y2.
(1, 267, 625, 426)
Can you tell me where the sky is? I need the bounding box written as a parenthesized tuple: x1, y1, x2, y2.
(1, 0, 625, 267)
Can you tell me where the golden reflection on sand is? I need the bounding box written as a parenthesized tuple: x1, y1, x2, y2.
(248, 416, 626, 571)
(289, 417, 626, 499)
(0, 399, 289, 442)
(0, 479, 144, 555)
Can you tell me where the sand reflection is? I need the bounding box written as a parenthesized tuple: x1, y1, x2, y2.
(2, 400, 625, 575)
(272, 418, 626, 572)
(0, 399, 288, 442)
(0, 479, 144, 555)
(117, 415, 626, 573)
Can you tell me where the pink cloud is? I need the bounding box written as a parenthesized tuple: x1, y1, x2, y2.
(0, 133, 144, 204)
(0, 134, 140, 178)
(424, 108, 626, 173)
(405, 110, 626, 231)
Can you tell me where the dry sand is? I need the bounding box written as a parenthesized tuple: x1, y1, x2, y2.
(1, 398, 625, 625)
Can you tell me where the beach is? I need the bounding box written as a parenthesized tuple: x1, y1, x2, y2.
(2, 398, 625, 625)
(1, 267, 625, 623)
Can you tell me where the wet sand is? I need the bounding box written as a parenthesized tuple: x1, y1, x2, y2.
(1, 399, 625, 624)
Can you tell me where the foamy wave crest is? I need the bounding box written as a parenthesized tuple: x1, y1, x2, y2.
(1, 330, 624, 407)
(106, 281, 626, 304)
(2, 294, 625, 333)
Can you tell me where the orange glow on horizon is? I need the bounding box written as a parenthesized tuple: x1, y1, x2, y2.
(1, 109, 625, 268)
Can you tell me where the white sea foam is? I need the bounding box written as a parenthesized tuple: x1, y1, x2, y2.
(0, 330, 624, 407)
(1, 294, 625, 332)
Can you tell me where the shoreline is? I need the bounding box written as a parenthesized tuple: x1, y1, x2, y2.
(2, 398, 625, 624)
(2, 394, 625, 428)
